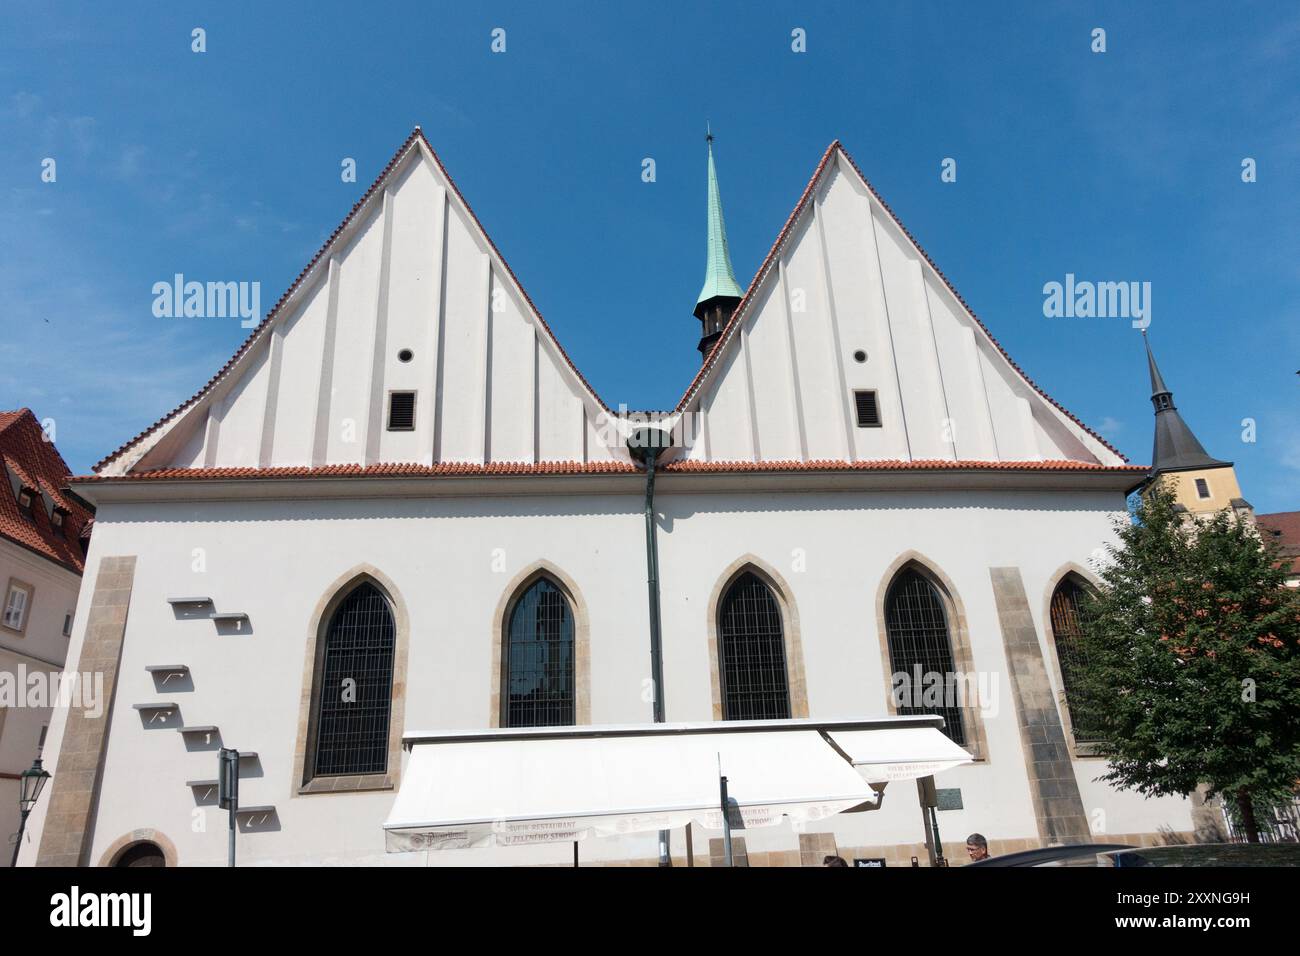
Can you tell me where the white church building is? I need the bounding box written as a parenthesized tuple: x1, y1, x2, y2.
(20, 129, 1205, 867)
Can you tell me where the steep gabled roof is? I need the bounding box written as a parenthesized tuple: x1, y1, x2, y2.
(0, 409, 92, 573)
(674, 141, 1128, 463)
(1144, 332, 1229, 475)
(89, 133, 1131, 481)
(696, 135, 745, 308)
(93, 129, 614, 476)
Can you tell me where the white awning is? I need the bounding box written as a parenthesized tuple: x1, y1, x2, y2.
(384, 722, 884, 852)
(827, 726, 973, 784)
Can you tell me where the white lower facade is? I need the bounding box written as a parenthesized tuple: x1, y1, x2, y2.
(20, 476, 1198, 866)
(1, 538, 78, 857)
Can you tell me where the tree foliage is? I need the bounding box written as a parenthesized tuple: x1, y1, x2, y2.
(1072, 486, 1300, 840)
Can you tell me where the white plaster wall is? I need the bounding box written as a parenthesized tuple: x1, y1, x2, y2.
(487, 278, 535, 463)
(699, 343, 752, 461)
(782, 216, 841, 458)
(0, 541, 78, 670)
(821, 168, 910, 464)
(0, 541, 79, 861)
(15, 484, 1195, 866)
(743, 281, 802, 462)
(874, 219, 949, 460)
(536, 341, 585, 462)
(325, 213, 385, 465)
(269, 279, 329, 467)
(211, 344, 270, 467)
(928, 283, 996, 460)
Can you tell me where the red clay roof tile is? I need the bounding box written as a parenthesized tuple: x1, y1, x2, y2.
(1256, 511, 1300, 574)
(0, 409, 93, 574)
(75, 459, 1145, 483)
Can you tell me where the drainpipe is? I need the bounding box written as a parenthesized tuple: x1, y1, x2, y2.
(628, 425, 672, 866)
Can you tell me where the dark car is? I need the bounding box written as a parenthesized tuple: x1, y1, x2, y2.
(1102, 843, 1300, 867)
(966, 841, 1300, 867)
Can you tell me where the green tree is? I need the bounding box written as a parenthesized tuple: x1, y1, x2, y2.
(1073, 486, 1300, 842)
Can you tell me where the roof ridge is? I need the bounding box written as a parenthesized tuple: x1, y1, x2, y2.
(0, 407, 34, 434)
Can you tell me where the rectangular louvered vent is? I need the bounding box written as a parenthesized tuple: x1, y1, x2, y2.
(387, 391, 416, 431)
(853, 390, 882, 428)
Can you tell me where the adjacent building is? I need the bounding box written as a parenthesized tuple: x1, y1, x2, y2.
(23, 130, 1214, 867)
(1256, 512, 1300, 589)
(1, 409, 91, 860)
(1141, 334, 1255, 524)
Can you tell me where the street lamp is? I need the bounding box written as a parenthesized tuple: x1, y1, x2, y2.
(10, 757, 50, 867)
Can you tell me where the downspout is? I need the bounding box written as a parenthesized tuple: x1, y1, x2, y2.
(628, 426, 672, 866)
(644, 447, 666, 725)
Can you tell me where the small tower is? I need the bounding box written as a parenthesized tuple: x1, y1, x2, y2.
(693, 129, 745, 361)
(1142, 332, 1252, 521)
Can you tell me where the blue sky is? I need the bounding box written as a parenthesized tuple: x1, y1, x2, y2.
(1, 2, 1296, 510)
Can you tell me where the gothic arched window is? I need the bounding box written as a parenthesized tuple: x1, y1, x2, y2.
(884, 568, 966, 745)
(312, 582, 396, 776)
(1049, 576, 1101, 743)
(717, 572, 791, 721)
(505, 577, 575, 727)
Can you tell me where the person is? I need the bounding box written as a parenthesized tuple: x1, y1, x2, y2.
(822, 854, 849, 867)
(966, 833, 990, 862)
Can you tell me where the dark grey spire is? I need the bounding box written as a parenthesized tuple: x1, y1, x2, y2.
(1143, 332, 1230, 475)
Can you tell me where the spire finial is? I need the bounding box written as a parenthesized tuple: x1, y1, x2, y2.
(695, 130, 744, 311)
(1144, 330, 1170, 398)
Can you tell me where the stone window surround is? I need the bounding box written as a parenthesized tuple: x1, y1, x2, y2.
(874, 551, 989, 762)
(706, 555, 810, 721)
(98, 828, 179, 867)
(293, 564, 411, 795)
(2, 576, 34, 636)
(489, 560, 591, 728)
(1041, 563, 1106, 759)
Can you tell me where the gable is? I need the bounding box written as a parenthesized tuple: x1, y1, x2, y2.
(95, 133, 1130, 484)
(99, 131, 616, 476)
(674, 144, 1126, 468)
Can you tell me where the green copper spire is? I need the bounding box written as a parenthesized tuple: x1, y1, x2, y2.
(695, 129, 745, 309)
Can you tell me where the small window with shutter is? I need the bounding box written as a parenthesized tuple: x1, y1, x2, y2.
(1195, 477, 1211, 499)
(853, 390, 882, 428)
(387, 391, 416, 431)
